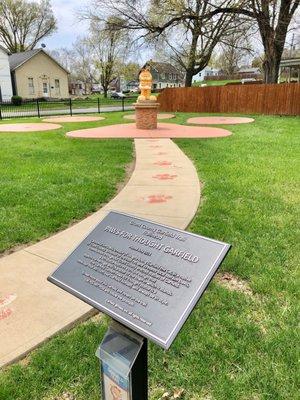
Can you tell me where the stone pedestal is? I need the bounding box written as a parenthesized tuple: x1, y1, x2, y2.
(134, 100, 160, 130)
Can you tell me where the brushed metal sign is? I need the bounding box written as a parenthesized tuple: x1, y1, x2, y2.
(48, 211, 230, 349)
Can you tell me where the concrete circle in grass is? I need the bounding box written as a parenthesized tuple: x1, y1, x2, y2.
(42, 115, 105, 123)
(66, 122, 232, 139)
(187, 116, 254, 125)
(124, 113, 175, 120)
(0, 123, 62, 132)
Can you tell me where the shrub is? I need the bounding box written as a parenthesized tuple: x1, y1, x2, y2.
(11, 95, 22, 106)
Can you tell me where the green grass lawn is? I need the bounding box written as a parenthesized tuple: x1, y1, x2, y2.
(193, 79, 242, 86)
(0, 96, 136, 117)
(0, 113, 133, 254)
(0, 113, 299, 399)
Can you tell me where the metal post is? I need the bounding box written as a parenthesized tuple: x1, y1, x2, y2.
(97, 97, 100, 113)
(122, 97, 125, 112)
(37, 98, 40, 118)
(0, 106, 2, 120)
(131, 338, 148, 400)
(69, 98, 73, 116)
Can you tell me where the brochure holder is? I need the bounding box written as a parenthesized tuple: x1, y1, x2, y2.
(96, 321, 148, 400)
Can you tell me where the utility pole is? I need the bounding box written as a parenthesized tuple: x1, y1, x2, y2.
(290, 33, 295, 58)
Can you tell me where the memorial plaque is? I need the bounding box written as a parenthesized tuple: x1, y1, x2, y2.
(48, 211, 230, 349)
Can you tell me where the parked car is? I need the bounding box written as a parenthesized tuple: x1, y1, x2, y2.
(111, 92, 126, 99)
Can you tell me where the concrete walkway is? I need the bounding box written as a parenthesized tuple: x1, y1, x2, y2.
(0, 138, 200, 368)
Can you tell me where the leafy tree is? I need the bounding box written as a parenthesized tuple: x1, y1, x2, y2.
(119, 62, 140, 82)
(0, 0, 57, 53)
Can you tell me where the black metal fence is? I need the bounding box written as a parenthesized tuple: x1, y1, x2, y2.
(0, 97, 136, 119)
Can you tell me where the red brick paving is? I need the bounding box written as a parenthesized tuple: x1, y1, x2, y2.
(66, 122, 232, 139)
(187, 116, 254, 125)
(0, 123, 61, 132)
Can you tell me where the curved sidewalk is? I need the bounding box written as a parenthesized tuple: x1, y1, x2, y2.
(0, 138, 200, 368)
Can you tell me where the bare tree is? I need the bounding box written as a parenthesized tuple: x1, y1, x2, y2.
(159, 9, 242, 86)
(0, 0, 57, 53)
(86, 1, 247, 86)
(217, 1, 300, 83)
(89, 18, 131, 97)
(216, 24, 254, 76)
(50, 43, 96, 93)
(72, 37, 96, 88)
(87, 0, 299, 84)
(50, 48, 75, 73)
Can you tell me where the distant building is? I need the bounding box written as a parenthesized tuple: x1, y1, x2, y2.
(69, 80, 92, 96)
(126, 80, 139, 91)
(0, 45, 13, 101)
(9, 48, 69, 99)
(109, 76, 126, 92)
(238, 67, 261, 76)
(143, 61, 185, 89)
(193, 67, 220, 82)
(279, 57, 300, 83)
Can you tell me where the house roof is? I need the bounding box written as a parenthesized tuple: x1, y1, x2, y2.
(9, 49, 41, 70)
(9, 49, 69, 73)
(280, 57, 300, 67)
(145, 61, 183, 75)
(239, 67, 260, 73)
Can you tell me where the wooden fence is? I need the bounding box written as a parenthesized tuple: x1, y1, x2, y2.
(158, 83, 300, 115)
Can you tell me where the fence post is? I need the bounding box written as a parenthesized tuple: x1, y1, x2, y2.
(36, 98, 40, 118)
(69, 98, 73, 116)
(122, 97, 125, 112)
(97, 97, 100, 113)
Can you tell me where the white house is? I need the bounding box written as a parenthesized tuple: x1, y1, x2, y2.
(0, 45, 13, 101)
(193, 66, 220, 82)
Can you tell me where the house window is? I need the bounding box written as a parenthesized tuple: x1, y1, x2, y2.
(28, 78, 34, 95)
(55, 79, 60, 95)
(161, 73, 165, 79)
(43, 82, 48, 94)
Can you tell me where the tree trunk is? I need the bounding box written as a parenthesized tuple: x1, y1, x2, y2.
(261, 33, 284, 84)
(185, 69, 194, 87)
(263, 56, 281, 84)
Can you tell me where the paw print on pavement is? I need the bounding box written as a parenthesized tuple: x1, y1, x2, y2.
(141, 194, 173, 203)
(152, 174, 178, 180)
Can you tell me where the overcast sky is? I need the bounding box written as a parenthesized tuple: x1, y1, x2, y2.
(43, 0, 89, 50)
(41, 0, 296, 61)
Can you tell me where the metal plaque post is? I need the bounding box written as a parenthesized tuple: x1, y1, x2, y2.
(96, 320, 148, 400)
